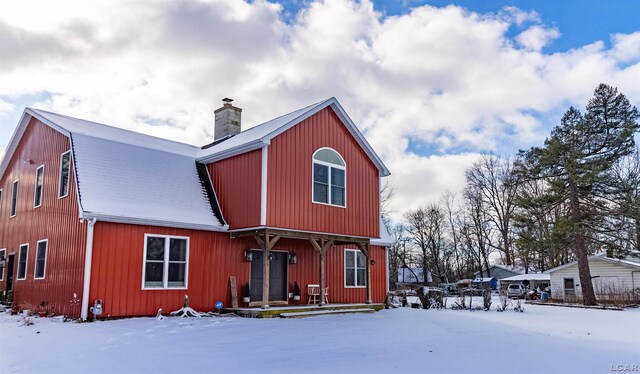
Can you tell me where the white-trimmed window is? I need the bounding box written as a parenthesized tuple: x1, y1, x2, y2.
(34, 165, 44, 208)
(0, 249, 5, 281)
(10, 180, 18, 217)
(17, 243, 28, 280)
(142, 234, 189, 289)
(312, 148, 346, 207)
(34, 239, 48, 279)
(344, 249, 366, 287)
(59, 151, 71, 198)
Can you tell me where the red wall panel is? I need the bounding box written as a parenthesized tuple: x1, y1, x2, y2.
(207, 150, 261, 229)
(267, 107, 380, 238)
(0, 118, 87, 318)
(89, 222, 387, 317)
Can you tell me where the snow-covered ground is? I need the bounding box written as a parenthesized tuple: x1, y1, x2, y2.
(1, 302, 639, 374)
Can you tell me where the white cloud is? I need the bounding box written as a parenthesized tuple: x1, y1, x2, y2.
(1, 0, 639, 218)
(517, 25, 560, 51)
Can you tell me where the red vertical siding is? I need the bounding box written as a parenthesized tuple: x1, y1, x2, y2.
(0, 118, 87, 317)
(207, 150, 262, 229)
(89, 222, 386, 317)
(267, 107, 380, 238)
(90, 222, 255, 317)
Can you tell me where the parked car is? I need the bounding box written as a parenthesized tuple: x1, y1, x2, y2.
(507, 284, 526, 298)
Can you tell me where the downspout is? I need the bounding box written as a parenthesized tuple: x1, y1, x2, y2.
(81, 218, 97, 321)
(260, 145, 268, 225)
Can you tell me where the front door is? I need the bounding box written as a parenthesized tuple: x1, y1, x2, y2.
(250, 250, 288, 302)
(5, 254, 15, 302)
(563, 278, 575, 301)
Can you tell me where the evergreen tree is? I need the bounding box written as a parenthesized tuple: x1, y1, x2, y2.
(520, 84, 639, 305)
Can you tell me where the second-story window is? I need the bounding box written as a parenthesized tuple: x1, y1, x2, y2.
(59, 151, 71, 198)
(10, 180, 18, 217)
(34, 165, 44, 208)
(312, 148, 346, 207)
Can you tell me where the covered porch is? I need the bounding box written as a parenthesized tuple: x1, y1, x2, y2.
(230, 227, 375, 309)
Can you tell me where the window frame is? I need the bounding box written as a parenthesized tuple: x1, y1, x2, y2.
(17, 243, 28, 280)
(141, 234, 189, 290)
(0, 188, 3, 214)
(0, 248, 5, 281)
(10, 179, 18, 217)
(34, 164, 45, 208)
(34, 239, 48, 280)
(58, 150, 71, 199)
(344, 249, 367, 288)
(312, 147, 346, 208)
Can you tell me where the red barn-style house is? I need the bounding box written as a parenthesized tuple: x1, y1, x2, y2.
(0, 98, 392, 320)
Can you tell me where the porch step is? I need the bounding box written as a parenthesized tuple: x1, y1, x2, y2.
(280, 308, 376, 318)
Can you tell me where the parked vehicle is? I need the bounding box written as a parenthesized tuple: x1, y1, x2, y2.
(507, 284, 526, 298)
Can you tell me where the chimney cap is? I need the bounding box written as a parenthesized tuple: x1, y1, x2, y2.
(222, 97, 234, 104)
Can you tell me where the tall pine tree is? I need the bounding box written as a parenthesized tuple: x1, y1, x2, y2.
(521, 84, 639, 305)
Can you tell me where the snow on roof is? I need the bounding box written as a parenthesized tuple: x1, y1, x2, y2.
(545, 254, 640, 273)
(472, 277, 496, 282)
(371, 219, 394, 246)
(72, 134, 222, 230)
(500, 273, 550, 282)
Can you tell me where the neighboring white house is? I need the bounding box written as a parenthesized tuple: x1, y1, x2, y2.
(546, 254, 640, 303)
(397, 267, 433, 284)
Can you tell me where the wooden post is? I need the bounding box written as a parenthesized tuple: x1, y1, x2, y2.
(254, 232, 280, 310)
(365, 243, 372, 304)
(230, 276, 238, 308)
(261, 234, 270, 309)
(310, 238, 333, 306)
(357, 242, 372, 304)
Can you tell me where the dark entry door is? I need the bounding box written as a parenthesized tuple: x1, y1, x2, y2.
(6, 254, 15, 293)
(250, 250, 288, 302)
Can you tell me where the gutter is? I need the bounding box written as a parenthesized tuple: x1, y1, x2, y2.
(80, 218, 97, 321)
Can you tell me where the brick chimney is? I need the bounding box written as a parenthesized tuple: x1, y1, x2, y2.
(214, 98, 242, 140)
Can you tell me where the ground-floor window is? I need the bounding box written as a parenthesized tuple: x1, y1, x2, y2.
(142, 234, 189, 289)
(344, 249, 366, 287)
(17, 244, 28, 280)
(35, 239, 48, 279)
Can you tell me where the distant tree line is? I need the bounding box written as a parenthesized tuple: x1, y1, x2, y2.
(386, 84, 640, 305)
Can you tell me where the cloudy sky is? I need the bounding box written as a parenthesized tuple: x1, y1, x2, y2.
(1, 0, 640, 220)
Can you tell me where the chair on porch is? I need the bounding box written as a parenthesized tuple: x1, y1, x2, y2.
(307, 284, 320, 304)
(307, 284, 330, 304)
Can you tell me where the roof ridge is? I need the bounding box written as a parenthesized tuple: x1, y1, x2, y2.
(29, 107, 201, 151)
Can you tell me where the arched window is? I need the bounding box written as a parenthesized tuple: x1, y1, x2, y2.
(313, 148, 346, 207)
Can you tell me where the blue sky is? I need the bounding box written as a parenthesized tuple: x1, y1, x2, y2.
(1, 0, 639, 214)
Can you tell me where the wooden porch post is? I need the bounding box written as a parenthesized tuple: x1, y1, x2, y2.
(357, 242, 372, 304)
(310, 238, 333, 306)
(254, 231, 280, 309)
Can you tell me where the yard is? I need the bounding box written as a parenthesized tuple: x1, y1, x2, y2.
(1, 301, 638, 374)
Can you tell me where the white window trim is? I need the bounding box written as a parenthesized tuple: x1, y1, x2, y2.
(0, 188, 4, 213)
(17, 243, 29, 280)
(58, 150, 71, 199)
(312, 147, 347, 208)
(344, 248, 366, 288)
(0, 248, 5, 281)
(141, 234, 190, 290)
(10, 179, 18, 218)
(34, 164, 45, 208)
(34, 239, 48, 280)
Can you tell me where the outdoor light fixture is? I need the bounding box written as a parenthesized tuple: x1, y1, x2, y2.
(244, 250, 253, 262)
(370, 259, 376, 265)
(289, 252, 297, 264)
